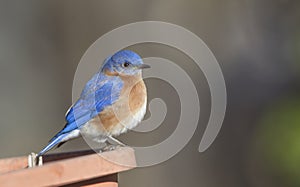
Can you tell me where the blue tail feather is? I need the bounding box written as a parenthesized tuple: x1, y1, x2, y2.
(37, 134, 67, 156)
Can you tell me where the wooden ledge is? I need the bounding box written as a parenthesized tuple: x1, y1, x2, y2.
(0, 147, 136, 187)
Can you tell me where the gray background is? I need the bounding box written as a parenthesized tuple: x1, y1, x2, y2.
(0, 1, 299, 187)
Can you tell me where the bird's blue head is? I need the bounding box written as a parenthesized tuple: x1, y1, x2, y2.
(102, 50, 150, 76)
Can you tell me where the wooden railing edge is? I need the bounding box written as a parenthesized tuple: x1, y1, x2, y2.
(0, 147, 136, 187)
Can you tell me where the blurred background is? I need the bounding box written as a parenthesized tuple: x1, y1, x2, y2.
(0, 0, 299, 186)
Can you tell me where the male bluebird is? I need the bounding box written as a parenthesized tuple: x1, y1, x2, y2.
(38, 50, 150, 156)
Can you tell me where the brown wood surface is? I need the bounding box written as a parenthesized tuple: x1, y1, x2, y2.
(0, 147, 135, 187)
(0, 156, 27, 174)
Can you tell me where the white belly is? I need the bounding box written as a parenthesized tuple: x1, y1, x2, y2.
(80, 98, 147, 142)
(110, 98, 147, 135)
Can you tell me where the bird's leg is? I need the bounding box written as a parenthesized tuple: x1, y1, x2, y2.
(101, 136, 127, 152)
(107, 136, 126, 146)
(93, 137, 108, 153)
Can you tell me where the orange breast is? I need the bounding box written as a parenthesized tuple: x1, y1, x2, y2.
(97, 75, 146, 132)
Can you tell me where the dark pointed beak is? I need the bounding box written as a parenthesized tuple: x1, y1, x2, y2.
(137, 64, 151, 69)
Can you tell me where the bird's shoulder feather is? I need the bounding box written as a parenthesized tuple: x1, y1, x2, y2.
(50, 72, 123, 141)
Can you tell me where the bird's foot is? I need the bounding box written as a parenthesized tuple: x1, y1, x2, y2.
(101, 144, 123, 152)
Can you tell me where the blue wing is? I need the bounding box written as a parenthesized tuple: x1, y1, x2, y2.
(38, 72, 123, 156)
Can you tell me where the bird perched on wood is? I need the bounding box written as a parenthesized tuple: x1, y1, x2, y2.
(38, 50, 150, 156)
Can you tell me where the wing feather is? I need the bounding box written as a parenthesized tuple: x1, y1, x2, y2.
(50, 74, 123, 141)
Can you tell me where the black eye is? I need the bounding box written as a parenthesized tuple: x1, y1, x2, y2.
(123, 62, 130, 67)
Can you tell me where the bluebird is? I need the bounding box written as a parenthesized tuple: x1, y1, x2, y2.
(38, 50, 150, 156)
